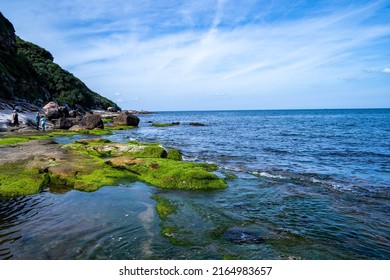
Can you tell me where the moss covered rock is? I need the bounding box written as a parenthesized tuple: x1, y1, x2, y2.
(0, 137, 227, 197)
(167, 149, 182, 161)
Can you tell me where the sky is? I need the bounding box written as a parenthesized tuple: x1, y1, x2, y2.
(1, 0, 390, 111)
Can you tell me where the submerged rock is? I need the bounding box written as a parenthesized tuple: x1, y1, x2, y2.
(223, 228, 265, 245)
(189, 122, 207, 126)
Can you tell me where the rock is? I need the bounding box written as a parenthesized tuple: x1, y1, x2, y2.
(75, 138, 111, 145)
(48, 164, 79, 178)
(189, 122, 206, 126)
(43, 101, 65, 120)
(167, 149, 182, 161)
(107, 106, 116, 112)
(0, 122, 7, 132)
(45, 108, 61, 120)
(113, 111, 140, 127)
(106, 156, 144, 169)
(68, 110, 77, 117)
(58, 106, 69, 118)
(79, 113, 104, 129)
(43, 101, 58, 111)
(68, 125, 83, 131)
(223, 228, 265, 245)
(52, 118, 74, 129)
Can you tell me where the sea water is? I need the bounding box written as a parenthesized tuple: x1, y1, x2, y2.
(0, 109, 389, 259)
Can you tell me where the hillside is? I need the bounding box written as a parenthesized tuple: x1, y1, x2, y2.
(0, 12, 119, 111)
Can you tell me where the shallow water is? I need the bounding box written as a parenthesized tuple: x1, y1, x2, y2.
(1, 109, 389, 259)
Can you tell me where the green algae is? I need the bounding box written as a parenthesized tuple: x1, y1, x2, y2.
(65, 139, 167, 159)
(67, 138, 226, 190)
(0, 162, 49, 197)
(152, 123, 175, 127)
(167, 149, 182, 161)
(153, 195, 177, 220)
(0, 136, 227, 197)
(0, 137, 30, 145)
(160, 225, 194, 246)
(106, 125, 137, 131)
(101, 116, 113, 123)
(0, 130, 98, 145)
(109, 157, 227, 190)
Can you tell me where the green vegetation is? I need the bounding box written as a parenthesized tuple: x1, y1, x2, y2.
(160, 225, 193, 246)
(108, 157, 226, 190)
(0, 162, 49, 197)
(167, 149, 182, 161)
(153, 196, 177, 220)
(66, 139, 227, 190)
(152, 123, 175, 127)
(0, 135, 227, 197)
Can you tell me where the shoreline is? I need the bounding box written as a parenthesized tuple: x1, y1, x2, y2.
(0, 108, 227, 197)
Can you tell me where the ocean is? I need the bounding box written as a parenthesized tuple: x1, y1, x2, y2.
(0, 109, 389, 259)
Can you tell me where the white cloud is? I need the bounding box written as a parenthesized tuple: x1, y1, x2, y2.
(2, 0, 390, 110)
(383, 68, 390, 73)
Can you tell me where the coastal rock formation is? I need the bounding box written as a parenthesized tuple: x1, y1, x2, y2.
(43, 101, 70, 120)
(0, 136, 227, 196)
(0, 12, 119, 111)
(0, 13, 16, 54)
(52, 117, 75, 129)
(114, 111, 140, 127)
(189, 122, 207, 126)
(79, 113, 104, 130)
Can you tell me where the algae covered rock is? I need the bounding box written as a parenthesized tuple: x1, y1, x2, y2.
(68, 138, 226, 190)
(107, 157, 226, 190)
(0, 136, 227, 197)
(167, 149, 182, 161)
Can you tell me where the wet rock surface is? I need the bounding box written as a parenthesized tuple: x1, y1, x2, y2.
(223, 228, 266, 244)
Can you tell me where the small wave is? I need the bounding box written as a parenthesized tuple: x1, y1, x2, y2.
(253, 171, 287, 179)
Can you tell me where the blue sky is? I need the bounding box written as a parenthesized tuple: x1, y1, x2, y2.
(1, 0, 390, 110)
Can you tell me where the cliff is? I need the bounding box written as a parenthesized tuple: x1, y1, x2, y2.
(0, 12, 119, 111)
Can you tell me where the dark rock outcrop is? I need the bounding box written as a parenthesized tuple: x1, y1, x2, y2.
(189, 122, 207, 126)
(0, 12, 120, 111)
(114, 111, 140, 127)
(0, 12, 16, 54)
(52, 118, 75, 130)
(43, 101, 70, 120)
(79, 113, 104, 129)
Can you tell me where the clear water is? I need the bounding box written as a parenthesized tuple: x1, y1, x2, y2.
(1, 109, 389, 259)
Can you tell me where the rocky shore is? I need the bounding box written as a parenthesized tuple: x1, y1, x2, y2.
(0, 98, 143, 134)
(0, 99, 227, 197)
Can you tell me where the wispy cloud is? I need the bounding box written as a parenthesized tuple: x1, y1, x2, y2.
(2, 0, 390, 110)
(383, 68, 390, 74)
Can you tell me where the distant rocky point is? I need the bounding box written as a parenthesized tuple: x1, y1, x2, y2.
(0, 12, 119, 112)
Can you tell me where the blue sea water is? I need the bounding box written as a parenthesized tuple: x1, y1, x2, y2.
(0, 109, 389, 259)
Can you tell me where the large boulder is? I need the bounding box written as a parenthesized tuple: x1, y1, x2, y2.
(43, 102, 69, 120)
(43, 101, 59, 120)
(58, 106, 69, 118)
(79, 113, 104, 130)
(52, 118, 74, 130)
(113, 111, 140, 127)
